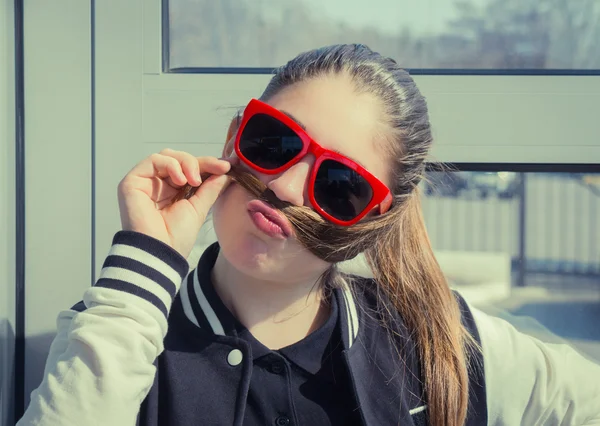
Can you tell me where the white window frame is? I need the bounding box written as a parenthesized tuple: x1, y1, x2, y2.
(94, 0, 600, 295)
(143, 0, 600, 165)
(13, 0, 600, 415)
(20, 0, 92, 409)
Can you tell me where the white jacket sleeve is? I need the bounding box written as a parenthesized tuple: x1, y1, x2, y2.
(472, 307, 600, 425)
(17, 231, 190, 426)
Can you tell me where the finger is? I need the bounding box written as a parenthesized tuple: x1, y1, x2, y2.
(160, 156, 189, 187)
(197, 156, 232, 176)
(155, 155, 188, 187)
(186, 174, 232, 218)
(160, 149, 202, 186)
(161, 148, 231, 171)
(131, 153, 185, 184)
(161, 150, 231, 184)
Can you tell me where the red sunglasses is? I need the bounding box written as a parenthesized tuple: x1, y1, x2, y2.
(234, 99, 393, 226)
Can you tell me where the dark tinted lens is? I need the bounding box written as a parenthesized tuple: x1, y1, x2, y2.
(239, 113, 304, 170)
(314, 160, 374, 221)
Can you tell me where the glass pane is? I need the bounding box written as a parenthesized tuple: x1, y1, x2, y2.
(421, 171, 600, 361)
(168, 0, 600, 69)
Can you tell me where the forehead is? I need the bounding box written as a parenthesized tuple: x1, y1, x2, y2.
(265, 75, 391, 185)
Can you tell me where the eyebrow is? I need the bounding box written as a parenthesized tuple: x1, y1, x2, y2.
(280, 110, 369, 170)
(330, 148, 368, 169)
(281, 110, 307, 131)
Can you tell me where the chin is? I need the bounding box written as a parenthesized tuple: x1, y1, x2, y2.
(222, 238, 329, 285)
(216, 234, 304, 285)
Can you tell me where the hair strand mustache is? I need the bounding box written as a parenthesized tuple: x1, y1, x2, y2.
(171, 164, 392, 262)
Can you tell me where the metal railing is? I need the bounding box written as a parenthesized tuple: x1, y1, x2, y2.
(421, 172, 600, 286)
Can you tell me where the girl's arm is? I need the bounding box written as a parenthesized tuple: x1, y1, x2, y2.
(17, 231, 189, 426)
(472, 306, 600, 425)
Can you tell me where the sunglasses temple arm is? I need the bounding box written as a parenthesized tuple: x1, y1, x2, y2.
(379, 192, 393, 214)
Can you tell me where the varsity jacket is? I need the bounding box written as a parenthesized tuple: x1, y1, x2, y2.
(17, 231, 600, 426)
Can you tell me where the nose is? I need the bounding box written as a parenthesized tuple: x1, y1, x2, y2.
(266, 157, 313, 207)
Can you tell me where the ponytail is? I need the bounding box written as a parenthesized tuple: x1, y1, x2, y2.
(365, 190, 477, 426)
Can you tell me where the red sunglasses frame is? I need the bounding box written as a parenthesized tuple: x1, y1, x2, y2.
(233, 99, 393, 226)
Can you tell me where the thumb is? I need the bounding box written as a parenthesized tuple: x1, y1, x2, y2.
(187, 174, 231, 220)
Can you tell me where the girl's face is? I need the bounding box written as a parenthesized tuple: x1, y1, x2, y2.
(212, 74, 393, 283)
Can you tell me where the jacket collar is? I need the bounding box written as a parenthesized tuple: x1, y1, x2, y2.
(179, 244, 227, 335)
(178, 243, 428, 425)
(179, 243, 361, 350)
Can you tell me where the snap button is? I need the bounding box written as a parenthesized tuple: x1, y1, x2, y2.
(275, 416, 290, 426)
(227, 349, 243, 366)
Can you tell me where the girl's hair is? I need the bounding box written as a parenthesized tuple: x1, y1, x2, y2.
(176, 44, 478, 425)
(260, 44, 478, 426)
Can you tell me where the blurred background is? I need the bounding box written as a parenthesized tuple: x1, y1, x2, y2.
(168, 0, 600, 69)
(169, 0, 600, 360)
(1, 0, 599, 425)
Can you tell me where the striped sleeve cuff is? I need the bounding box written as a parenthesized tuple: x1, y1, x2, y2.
(93, 231, 190, 319)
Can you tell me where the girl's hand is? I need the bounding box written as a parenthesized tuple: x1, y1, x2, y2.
(117, 149, 231, 258)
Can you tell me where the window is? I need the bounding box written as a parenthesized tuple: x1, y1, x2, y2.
(166, 0, 600, 70)
(421, 170, 600, 360)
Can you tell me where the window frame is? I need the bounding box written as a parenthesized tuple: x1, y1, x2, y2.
(161, 0, 600, 76)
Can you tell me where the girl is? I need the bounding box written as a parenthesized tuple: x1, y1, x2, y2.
(19, 44, 600, 426)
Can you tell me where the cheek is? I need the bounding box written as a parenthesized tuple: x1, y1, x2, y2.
(215, 181, 247, 207)
(212, 185, 247, 234)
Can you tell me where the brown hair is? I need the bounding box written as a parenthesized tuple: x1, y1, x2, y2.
(176, 44, 479, 425)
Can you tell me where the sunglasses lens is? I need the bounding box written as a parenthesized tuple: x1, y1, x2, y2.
(239, 113, 304, 170)
(314, 160, 374, 222)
